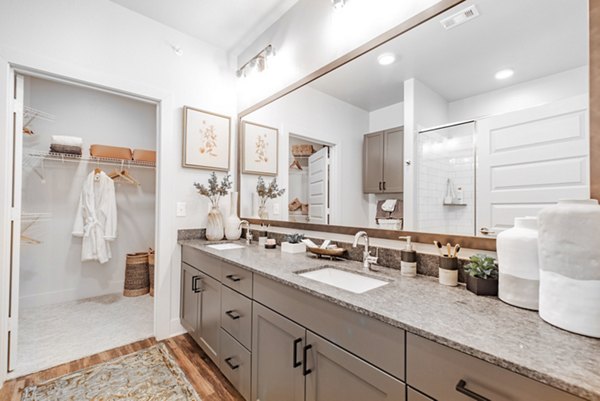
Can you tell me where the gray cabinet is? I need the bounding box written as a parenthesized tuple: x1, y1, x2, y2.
(252, 302, 305, 401)
(181, 263, 201, 338)
(363, 127, 404, 194)
(180, 262, 221, 364)
(305, 331, 405, 401)
(197, 271, 221, 362)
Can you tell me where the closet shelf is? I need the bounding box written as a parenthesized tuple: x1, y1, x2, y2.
(27, 151, 156, 168)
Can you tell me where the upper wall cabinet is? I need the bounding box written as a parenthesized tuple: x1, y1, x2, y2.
(363, 127, 404, 194)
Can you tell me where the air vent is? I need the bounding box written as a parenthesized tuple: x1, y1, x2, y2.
(440, 5, 480, 30)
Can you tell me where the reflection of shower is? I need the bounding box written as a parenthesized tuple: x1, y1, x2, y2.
(414, 120, 476, 236)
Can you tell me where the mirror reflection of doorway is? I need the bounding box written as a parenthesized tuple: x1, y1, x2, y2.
(288, 135, 331, 224)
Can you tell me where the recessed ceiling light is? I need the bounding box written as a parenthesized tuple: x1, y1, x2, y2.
(377, 53, 396, 66)
(495, 69, 514, 80)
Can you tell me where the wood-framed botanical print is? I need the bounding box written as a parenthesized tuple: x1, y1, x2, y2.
(183, 106, 231, 171)
(242, 120, 279, 176)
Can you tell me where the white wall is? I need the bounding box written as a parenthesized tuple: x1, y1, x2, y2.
(448, 66, 588, 121)
(236, 0, 448, 111)
(20, 77, 156, 308)
(0, 0, 236, 339)
(369, 102, 404, 132)
(240, 85, 369, 227)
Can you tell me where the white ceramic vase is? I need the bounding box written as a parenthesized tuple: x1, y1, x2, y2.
(206, 205, 224, 241)
(538, 199, 600, 338)
(497, 217, 539, 310)
(225, 192, 242, 240)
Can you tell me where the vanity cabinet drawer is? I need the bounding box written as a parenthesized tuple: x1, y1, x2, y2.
(254, 275, 404, 380)
(222, 262, 253, 297)
(182, 246, 221, 280)
(220, 329, 251, 401)
(406, 333, 584, 401)
(407, 387, 433, 401)
(221, 285, 252, 350)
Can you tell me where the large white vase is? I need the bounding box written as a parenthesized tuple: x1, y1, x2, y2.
(538, 199, 600, 338)
(206, 205, 224, 241)
(225, 192, 242, 240)
(497, 217, 539, 310)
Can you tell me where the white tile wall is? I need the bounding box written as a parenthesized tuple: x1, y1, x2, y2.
(415, 125, 475, 236)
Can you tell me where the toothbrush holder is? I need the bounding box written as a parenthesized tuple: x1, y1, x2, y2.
(439, 256, 458, 287)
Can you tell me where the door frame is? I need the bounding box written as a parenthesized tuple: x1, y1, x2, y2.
(0, 52, 174, 384)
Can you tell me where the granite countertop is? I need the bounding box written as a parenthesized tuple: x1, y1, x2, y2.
(179, 239, 600, 400)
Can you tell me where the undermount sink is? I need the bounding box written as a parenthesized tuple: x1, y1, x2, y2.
(297, 267, 389, 294)
(207, 243, 245, 251)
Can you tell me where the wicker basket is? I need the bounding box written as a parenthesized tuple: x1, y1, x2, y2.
(291, 144, 315, 157)
(124, 252, 149, 297)
(148, 249, 155, 297)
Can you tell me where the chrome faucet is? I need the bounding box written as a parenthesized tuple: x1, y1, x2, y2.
(353, 231, 378, 271)
(239, 220, 252, 245)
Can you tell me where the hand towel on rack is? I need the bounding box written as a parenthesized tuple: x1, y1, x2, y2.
(72, 170, 118, 264)
(49, 144, 82, 155)
(381, 199, 397, 212)
(51, 135, 83, 147)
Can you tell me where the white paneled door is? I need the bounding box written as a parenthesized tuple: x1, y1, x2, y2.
(308, 147, 329, 224)
(476, 95, 589, 237)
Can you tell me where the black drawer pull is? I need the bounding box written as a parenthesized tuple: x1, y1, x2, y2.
(192, 276, 203, 293)
(456, 380, 491, 401)
(225, 357, 239, 370)
(226, 274, 241, 282)
(225, 310, 241, 320)
(292, 338, 302, 368)
(302, 344, 312, 376)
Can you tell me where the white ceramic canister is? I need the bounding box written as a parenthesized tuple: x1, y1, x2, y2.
(496, 216, 539, 310)
(538, 199, 600, 338)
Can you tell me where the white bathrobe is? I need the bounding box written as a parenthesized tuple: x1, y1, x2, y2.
(72, 171, 117, 264)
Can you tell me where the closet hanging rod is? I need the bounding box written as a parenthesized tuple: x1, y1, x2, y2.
(27, 151, 156, 169)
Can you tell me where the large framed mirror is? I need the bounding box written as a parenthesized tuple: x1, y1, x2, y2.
(238, 0, 591, 250)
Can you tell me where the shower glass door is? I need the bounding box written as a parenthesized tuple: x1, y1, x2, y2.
(415, 121, 476, 236)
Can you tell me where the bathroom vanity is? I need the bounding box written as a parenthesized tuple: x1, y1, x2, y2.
(179, 240, 599, 401)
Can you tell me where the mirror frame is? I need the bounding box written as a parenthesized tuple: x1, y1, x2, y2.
(237, 0, 599, 252)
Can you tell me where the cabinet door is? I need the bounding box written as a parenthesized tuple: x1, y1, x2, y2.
(383, 127, 404, 193)
(180, 263, 200, 339)
(252, 302, 305, 401)
(197, 272, 221, 363)
(363, 132, 384, 193)
(305, 331, 405, 401)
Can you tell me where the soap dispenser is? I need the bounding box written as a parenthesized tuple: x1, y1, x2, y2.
(399, 236, 417, 277)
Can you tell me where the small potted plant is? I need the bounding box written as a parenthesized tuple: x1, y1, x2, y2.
(464, 254, 498, 296)
(256, 176, 285, 219)
(281, 233, 306, 254)
(194, 172, 232, 241)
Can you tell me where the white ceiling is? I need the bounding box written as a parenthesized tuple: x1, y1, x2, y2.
(309, 0, 588, 111)
(109, 0, 298, 51)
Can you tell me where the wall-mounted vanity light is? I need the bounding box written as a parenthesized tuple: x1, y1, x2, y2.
(332, 0, 346, 10)
(237, 44, 276, 78)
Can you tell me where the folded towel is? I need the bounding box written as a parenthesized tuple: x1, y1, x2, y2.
(50, 144, 82, 155)
(51, 135, 83, 147)
(381, 199, 397, 212)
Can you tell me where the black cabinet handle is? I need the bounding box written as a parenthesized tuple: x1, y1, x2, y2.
(224, 357, 239, 370)
(455, 380, 491, 401)
(378, 182, 382, 191)
(292, 338, 302, 368)
(226, 274, 241, 282)
(383, 181, 386, 191)
(225, 310, 241, 320)
(192, 276, 203, 293)
(302, 344, 312, 376)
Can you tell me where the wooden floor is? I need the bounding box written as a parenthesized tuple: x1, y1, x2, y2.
(0, 334, 244, 401)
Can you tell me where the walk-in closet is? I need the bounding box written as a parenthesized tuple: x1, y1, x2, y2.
(14, 74, 157, 376)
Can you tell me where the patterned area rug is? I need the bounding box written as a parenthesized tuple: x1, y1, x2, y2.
(21, 343, 202, 401)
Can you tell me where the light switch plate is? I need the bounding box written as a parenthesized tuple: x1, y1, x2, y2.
(176, 202, 186, 217)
